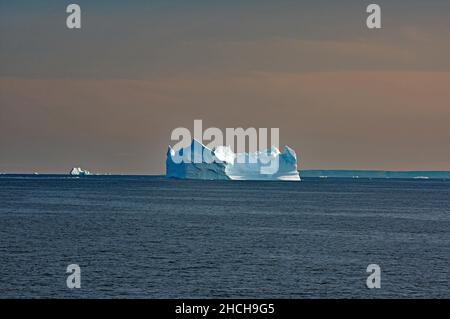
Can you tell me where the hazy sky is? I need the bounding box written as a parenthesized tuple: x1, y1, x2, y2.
(1, 0, 450, 174)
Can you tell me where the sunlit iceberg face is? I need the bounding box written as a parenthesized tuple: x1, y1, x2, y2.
(213, 145, 235, 164)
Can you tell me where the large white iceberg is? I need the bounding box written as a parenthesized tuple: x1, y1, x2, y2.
(69, 167, 91, 176)
(166, 139, 300, 181)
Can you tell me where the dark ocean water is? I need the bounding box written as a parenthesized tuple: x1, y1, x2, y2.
(0, 175, 449, 298)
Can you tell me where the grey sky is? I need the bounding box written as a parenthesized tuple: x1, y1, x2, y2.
(1, 0, 449, 173)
